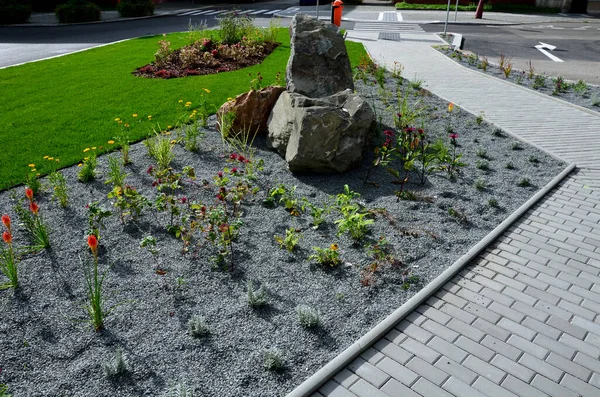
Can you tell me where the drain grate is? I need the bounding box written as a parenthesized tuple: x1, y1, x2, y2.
(400, 37, 446, 43)
(382, 11, 398, 22)
(379, 32, 402, 41)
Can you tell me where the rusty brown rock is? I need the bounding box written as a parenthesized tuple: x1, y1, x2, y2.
(217, 86, 285, 137)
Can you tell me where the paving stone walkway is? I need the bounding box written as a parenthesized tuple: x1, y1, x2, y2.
(303, 38, 600, 397)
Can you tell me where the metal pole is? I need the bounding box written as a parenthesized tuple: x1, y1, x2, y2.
(316, 0, 319, 19)
(443, 0, 451, 36)
(454, 0, 459, 21)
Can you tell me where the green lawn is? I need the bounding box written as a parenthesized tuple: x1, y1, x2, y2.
(0, 29, 366, 190)
(395, 2, 559, 13)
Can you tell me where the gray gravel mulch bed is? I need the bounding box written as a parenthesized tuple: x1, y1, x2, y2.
(0, 67, 567, 396)
(436, 44, 600, 113)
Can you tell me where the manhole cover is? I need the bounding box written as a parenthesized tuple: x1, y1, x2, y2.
(379, 32, 401, 41)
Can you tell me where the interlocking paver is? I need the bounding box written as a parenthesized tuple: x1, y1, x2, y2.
(310, 40, 600, 397)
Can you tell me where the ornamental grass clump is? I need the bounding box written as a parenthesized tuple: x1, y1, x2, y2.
(296, 305, 320, 328)
(104, 347, 128, 378)
(188, 315, 209, 338)
(78, 149, 97, 182)
(247, 280, 267, 308)
(0, 215, 18, 290)
(263, 349, 284, 372)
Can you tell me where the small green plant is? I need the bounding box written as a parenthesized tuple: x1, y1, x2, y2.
(296, 305, 320, 328)
(309, 244, 341, 267)
(533, 74, 546, 90)
(0, 384, 11, 397)
(145, 133, 175, 171)
(516, 71, 524, 85)
(104, 347, 128, 378)
(502, 63, 513, 78)
(528, 156, 540, 164)
(487, 198, 499, 208)
(401, 273, 420, 290)
(302, 199, 329, 229)
(410, 76, 424, 90)
(511, 141, 523, 150)
(498, 53, 511, 70)
(188, 315, 209, 338)
(217, 10, 254, 45)
(475, 111, 485, 125)
(165, 380, 194, 397)
(87, 202, 112, 240)
(335, 211, 374, 241)
(78, 151, 97, 182)
(505, 162, 515, 170)
(552, 75, 568, 95)
(591, 92, 600, 107)
(492, 127, 504, 137)
(114, 130, 131, 165)
(274, 228, 300, 252)
(518, 178, 531, 187)
(25, 173, 41, 196)
(474, 179, 486, 191)
(478, 56, 489, 72)
(391, 61, 404, 80)
(48, 171, 69, 208)
(180, 118, 205, 152)
(396, 190, 418, 201)
(374, 65, 387, 89)
(0, 215, 18, 290)
(105, 155, 127, 188)
(527, 59, 535, 79)
(476, 160, 490, 171)
(263, 349, 284, 372)
(247, 280, 268, 308)
(448, 207, 468, 225)
(573, 80, 588, 96)
(476, 148, 488, 159)
(467, 53, 478, 65)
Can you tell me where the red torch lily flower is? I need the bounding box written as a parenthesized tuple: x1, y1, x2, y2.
(25, 187, 34, 202)
(87, 235, 98, 257)
(2, 231, 12, 244)
(1, 214, 10, 232)
(29, 202, 39, 215)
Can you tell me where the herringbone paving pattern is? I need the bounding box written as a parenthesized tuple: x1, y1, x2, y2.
(308, 39, 600, 397)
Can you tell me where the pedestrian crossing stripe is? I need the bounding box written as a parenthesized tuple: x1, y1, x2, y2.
(175, 9, 282, 17)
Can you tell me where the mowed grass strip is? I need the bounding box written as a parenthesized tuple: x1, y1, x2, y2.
(0, 29, 367, 190)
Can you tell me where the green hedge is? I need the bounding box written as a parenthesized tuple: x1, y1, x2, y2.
(0, 0, 32, 24)
(55, 0, 101, 23)
(117, 0, 154, 18)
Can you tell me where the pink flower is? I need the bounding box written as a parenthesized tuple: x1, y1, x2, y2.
(147, 166, 154, 174)
(383, 130, 394, 137)
(231, 167, 238, 174)
(218, 171, 223, 178)
(211, 49, 218, 57)
(449, 133, 458, 140)
(180, 197, 187, 204)
(229, 153, 238, 160)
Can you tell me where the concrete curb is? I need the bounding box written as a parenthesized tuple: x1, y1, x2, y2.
(286, 161, 575, 397)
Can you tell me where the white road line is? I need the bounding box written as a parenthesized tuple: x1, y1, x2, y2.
(397, 11, 403, 21)
(205, 9, 226, 15)
(535, 42, 564, 62)
(250, 9, 268, 14)
(190, 10, 213, 15)
(179, 10, 200, 16)
(378, 12, 384, 21)
(263, 9, 282, 15)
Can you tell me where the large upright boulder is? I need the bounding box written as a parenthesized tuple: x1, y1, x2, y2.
(267, 89, 374, 173)
(286, 14, 354, 98)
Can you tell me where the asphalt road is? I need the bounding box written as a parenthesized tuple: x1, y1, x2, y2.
(422, 22, 600, 84)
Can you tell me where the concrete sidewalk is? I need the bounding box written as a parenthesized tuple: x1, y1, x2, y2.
(288, 32, 600, 397)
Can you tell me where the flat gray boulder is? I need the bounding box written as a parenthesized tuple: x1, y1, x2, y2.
(286, 13, 354, 98)
(267, 89, 374, 173)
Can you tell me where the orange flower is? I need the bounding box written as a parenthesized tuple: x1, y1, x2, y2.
(29, 202, 39, 215)
(1, 214, 10, 232)
(2, 231, 11, 244)
(448, 102, 454, 112)
(330, 243, 339, 251)
(87, 235, 98, 257)
(25, 187, 34, 202)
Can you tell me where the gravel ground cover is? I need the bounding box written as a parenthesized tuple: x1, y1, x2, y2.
(0, 64, 566, 396)
(437, 44, 600, 112)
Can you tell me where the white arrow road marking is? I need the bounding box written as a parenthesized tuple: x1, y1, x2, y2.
(535, 42, 564, 62)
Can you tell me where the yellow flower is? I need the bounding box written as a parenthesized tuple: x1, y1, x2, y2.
(108, 140, 115, 145)
(36, 173, 41, 176)
(227, 97, 233, 101)
(330, 243, 339, 251)
(55, 159, 60, 162)
(43, 155, 49, 159)
(48, 157, 54, 160)
(28, 163, 35, 167)
(99, 146, 103, 150)
(31, 169, 36, 172)
(115, 118, 120, 122)
(448, 102, 454, 112)
(83, 148, 90, 153)
(192, 109, 197, 113)
(133, 114, 138, 118)
(118, 120, 123, 124)
(165, 131, 171, 135)
(178, 99, 183, 103)
(167, 125, 172, 129)
(170, 139, 177, 144)
(203, 88, 210, 93)
(125, 123, 130, 127)
(77, 163, 83, 167)
(148, 115, 152, 120)
(84, 157, 89, 161)
(184, 104, 190, 108)
(91, 147, 96, 150)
